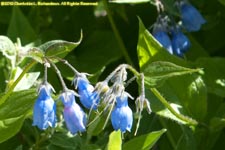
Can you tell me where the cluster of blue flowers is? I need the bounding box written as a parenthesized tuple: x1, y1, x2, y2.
(152, 0, 206, 57)
(33, 62, 150, 135)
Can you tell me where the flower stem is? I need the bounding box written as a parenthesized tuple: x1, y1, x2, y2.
(102, 0, 133, 66)
(150, 88, 198, 126)
(0, 60, 36, 105)
(47, 59, 68, 91)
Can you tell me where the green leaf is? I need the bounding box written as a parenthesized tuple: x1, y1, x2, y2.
(195, 57, 225, 97)
(137, 17, 207, 121)
(143, 61, 201, 87)
(110, 0, 150, 4)
(50, 133, 80, 149)
(107, 130, 122, 150)
(0, 36, 16, 58)
(11, 67, 40, 91)
(123, 129, 166, 150)
(38, 31, 82, 62)
(7, 7, 37, 45)
(137, 16, 187, 69)
(0, 89, 36, 143)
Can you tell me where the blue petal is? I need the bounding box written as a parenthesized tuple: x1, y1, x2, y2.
(63, 103, 87, 134)
(111, 105, 133, 133)
(60, 91, 76, 107)
(171, 31, 191, 56)
(77, 77, 90, 90)
(32, 96, 57, 130)
(153, 31, 173, 54)
(181, 3, 206, 32)
(78, 78, 100, 110)
(116, 93, 128, 107)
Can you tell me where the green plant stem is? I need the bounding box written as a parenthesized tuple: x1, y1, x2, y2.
(150, 88, 198, 126)
(0, 60, 36, 105)
(103, 0, 133, 66)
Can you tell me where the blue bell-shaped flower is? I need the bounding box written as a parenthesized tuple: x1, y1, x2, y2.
(76, 75, 100, 110)
(179, 1, 206, 32)
(60, 91, 87, 134)
(111, 92, 133, 133)
(152, 16, 173, 54)
(171, 28, 191, 57)
(32, 83, 57, 130)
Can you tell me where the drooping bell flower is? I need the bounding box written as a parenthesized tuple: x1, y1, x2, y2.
(60, 90, 87, 134)
(152, 16, 173, 54)
(75, 74, 100, 110)
(171, 27, 191, 57)
(111, 92, 133, 133)
(179, 1, 206, 32)
(33, 83, 57, 130)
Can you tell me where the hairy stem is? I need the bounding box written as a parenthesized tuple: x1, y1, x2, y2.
(150, 88, 198, 126)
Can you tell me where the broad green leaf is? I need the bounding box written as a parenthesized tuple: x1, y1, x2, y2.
(195, 57, 225, 97)
(137, 17, 187, 70)
(123, 129, 166, 150)
(0, 36, 16, 69)
(110, 0, 150, 4)
(0, 89, 36, 143)
(7, 7, 37, 45)
(11, 67, 40, 91)
(107, 130, 122, 150)
(157, 103, 186, 124)
(143, 61, 201, 87)
(50, 133, 80, 149)
(38, 31, 82, 62)
(0, 36, 16, 58)
(26, 47, 45, 63)
(137, 17, 207, 121)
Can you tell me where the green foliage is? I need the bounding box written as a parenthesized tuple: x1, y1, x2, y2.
(0, 89, 36, 143)
(107, 131, 122, 150)
(0, 0, 225, 150)
(123, 129, 166, 150)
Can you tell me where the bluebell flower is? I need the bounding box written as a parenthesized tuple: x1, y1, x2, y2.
(153, 31, 173, 54)
(180, 2, 206, 32)
(171, 29, 191, 57)
(152, 17, 173, 54)
(111, 92, 133, 133)
(32, 83, 57, 130)
(76, 76, 100, 110)
(60, 91, 87, 134)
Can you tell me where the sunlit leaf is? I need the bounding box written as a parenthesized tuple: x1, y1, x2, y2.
(107, 130, 122, 150)
(0, 89, 36, 143)
(123, 129, 166, 150)
(143, 61, 201, 87)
